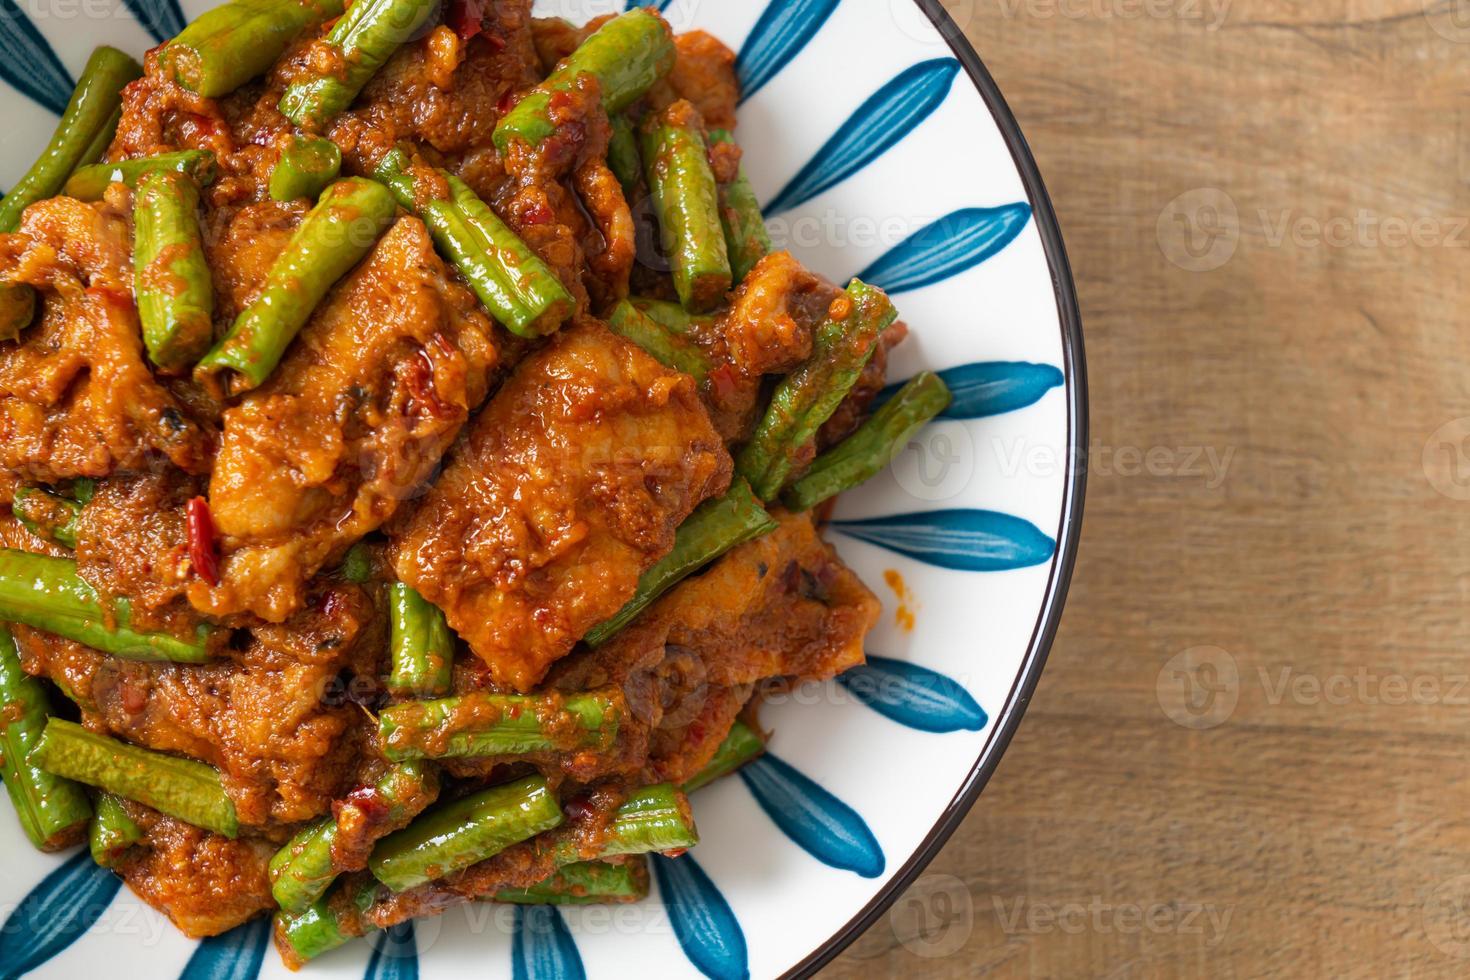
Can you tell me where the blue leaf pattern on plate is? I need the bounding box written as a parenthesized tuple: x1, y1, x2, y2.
(652, 854, 748, 980)
(0, 849, 121, 976)
(876, 361, 1064, 419)
(179, 916, 270, 980)
(122, 0, 187, 44)
(0, 0, 75, 116)
(623, 0, 675, 10)
(365, 921, 419, 980)
(831, 509, 1055, 572)
(766, 58, 959, 215)
(857, 203, 1031, 294)
(740, 753, 884, 878)
(512, 906, 585, 980)
(839, 656, 988, 733)
(736, 0, 839, 102)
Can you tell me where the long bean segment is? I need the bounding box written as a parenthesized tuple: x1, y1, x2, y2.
(368, 774, 563, 892)
(12, 487, 82, 549)
(494, 860, 647, 905)
(134, 169, 214, 373)
(0, 625, 92, 850)
(584, 480, 776, 646)
(631, 297, 714, 336)
(269, 762, 438, 914)
(608, 115, 641, 194)
(30, 718, 238, 837)
(279, 0, 438, 131)
(607, 300, 711, 381)
(387, 584, 453, 698)
(641, 103, 732, 313)
(89, 792, 143, 867)
(0, 47, 140, 232)
(784, 370, 951, 512)
(274, 873, 379, 966)
(158, 0, 347, 97)
(708, 129, 771, 283)
(195, 178, 397, 393)
(378, 690, 622, 762)
(0, 47, 140, 339)
(269, 137, 342, 202)
(493, 9, 675, 153)
(64, 149, 216, 201)
(374, 153, 573, 338)
(737, 279, 897, 500)
(0, 548, 215, 662)
(552, 783, 698, 863)
(681, 720, 765, 793)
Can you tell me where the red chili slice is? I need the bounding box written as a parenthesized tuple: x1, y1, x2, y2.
(447, 0, 484, 41)
(186, 496, 220, 587)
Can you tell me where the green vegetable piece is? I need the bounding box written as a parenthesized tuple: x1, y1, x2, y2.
(12, 487, 82, 549)
(378, 690, 621, 762)
(607, 299, 711, 381)
(279, 0, 438, 131)
(30, 718, 238, 837)
(737, 279, 897, 500)
(340, 541, 374, 583)
(680, 720, 765, 794)
(158, 0, 347, 98)
(607, 115, 641, 195)
(134, 169, 215, 373)
(387, 583, 453, 698)
(64, 150, 217, 201)
(269, 138, 343, 201)
(0, 548, 216, 662)
(273, 872, 379, 966)
(640, 105, 732, 313)
(584, 480, 777, 646)
(707, 128, 771, 283)
(0, 625, 92, 850)
(195, 177, 398, 393)
(89, 791, 143, 867)
(493, 10, 675, 154)
(494, 859, 647, 905)
(630, 296, 714, 336)
(368, 774, 563, 892)
(553, 782, 697, 862)
(783, 370, 951, 511)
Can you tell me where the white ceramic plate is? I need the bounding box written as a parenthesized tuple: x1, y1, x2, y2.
(0, 0, 1086, 976)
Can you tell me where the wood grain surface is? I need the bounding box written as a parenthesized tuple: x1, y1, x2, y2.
(824, 1, 1470, 976)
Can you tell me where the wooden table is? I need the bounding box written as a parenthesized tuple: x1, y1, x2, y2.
(826, 2, 1470, 976)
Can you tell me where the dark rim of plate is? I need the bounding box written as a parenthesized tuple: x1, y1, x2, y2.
(782, 1, 1088, 976)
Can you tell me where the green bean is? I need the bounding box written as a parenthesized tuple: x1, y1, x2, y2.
(630, 297, 713, 336)
(553, 782, 697, 862)
(64, 150, 217, 201)
(494, 859, 647, 904)
(736, 279, 897, 500)
(0, 548, 216, 662)
(340, 541, 374, 583)
(641, 106, 731, 313)
(0, 47, 140, 233)
(707, 129, 771, 283)
(378, 690, 621, 762)
(195, 177, 397, 393)
(493, 10, 675, 154)
(608, 115, 641, 195)
(269, 762, 438, 914)
(584, 480, 776, 646)
(783, 371, 951, 511)
(607, 299, 711, 381)
(274, 872, 379, 966)
(158, 0, 347, 98)
(368, 774, 562, 892)
(268, 137, 342, 202)
(279, 0, 438, 131)
(12, 487, 81, 549)
(30, 718, 238, 837)
(387, 583, 453, 698)
(89, 791, 143, 867)
(681, 720, 765, 794)
(134, 169, 214, 373)
(0, 625, 92, 850)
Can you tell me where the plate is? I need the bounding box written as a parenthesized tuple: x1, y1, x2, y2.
(0, 0, 1086, 976)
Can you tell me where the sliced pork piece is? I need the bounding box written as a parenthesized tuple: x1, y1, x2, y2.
(391, 320, 731, 692)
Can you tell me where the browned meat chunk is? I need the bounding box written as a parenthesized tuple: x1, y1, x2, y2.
(187, 217, 498, 622)
(663, 31, 740, 132)
(0, 197, 211, 480)
(118, 806, 275, 938)
(391, 320, 731, 691)
(90, 584, 383, 826)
